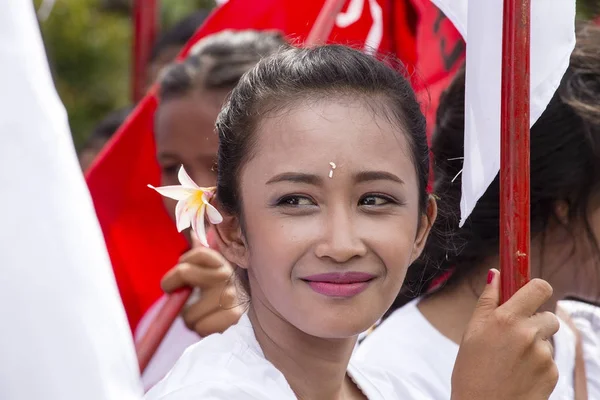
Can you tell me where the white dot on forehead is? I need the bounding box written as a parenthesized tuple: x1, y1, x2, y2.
(328, 161, 337, 178)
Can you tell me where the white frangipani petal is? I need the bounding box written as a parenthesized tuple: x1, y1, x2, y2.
(205, 202, 223, 225)
(191, 204, 209, 247)
(147, 184, 195, 201)
(175, 198, 192, 232)
(178, 166, 200, 189)
(149, 165, 222, 247)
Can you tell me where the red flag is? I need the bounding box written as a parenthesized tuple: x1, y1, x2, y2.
(86, 94, 188, 331)
(86, 0, 462, 332)
(409, 0, 464, 138)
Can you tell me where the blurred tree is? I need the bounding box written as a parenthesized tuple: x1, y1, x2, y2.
(161, 0, 215, 27)
(578, 0, 599, 20)
(35, 0, 214, 149)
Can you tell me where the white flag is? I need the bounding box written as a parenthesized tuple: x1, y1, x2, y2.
(0, 1, 143, 399)
(430, 0, 576, 226)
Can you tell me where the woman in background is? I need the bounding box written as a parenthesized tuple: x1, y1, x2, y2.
(356, 23, 600, 400)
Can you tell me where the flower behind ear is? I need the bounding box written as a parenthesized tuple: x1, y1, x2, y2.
(148, 166, 223, 247)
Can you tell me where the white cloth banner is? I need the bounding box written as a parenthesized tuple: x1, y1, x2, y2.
(430, 0, 576, 226)
(0, 1, 143, 399)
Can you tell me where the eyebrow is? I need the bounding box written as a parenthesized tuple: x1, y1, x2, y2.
(265, 170, 404, 186)
(266, 172, 323, 186)
(157, 152, 179, 161)
(354, 170, 404, 185)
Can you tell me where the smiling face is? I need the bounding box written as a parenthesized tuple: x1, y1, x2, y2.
(219, 96, 435, 339)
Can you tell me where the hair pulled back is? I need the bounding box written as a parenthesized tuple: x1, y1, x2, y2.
(399, 23, 600, 305)
(215, 44, 430, 218)
(158, 30, 288, 102)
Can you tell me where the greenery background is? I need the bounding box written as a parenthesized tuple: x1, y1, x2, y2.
(34, 0, 597, 150)
(34, 0, 216, 149)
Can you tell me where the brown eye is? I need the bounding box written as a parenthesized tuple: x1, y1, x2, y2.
(359, 195, 392, 206)
(277, 196, 315, 206)
(161, 164, 179, 176)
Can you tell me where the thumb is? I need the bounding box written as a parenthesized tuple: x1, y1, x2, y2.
(472, 269, 500, 321)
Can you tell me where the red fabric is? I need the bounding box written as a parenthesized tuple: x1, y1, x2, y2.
(86, 0, 463, 332)
(408, 0, 465, 190)
(86, 95, 188, 331)
(410, 0, 464, 135)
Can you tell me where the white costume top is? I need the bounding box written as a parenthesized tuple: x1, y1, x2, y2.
(355, 299, 600, 400)
(145, 314, 427, 399)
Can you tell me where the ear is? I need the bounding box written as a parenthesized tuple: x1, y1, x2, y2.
(410, 195, 438, 263)
(213, 211, 249, 269)
(553, 200, 570, 226)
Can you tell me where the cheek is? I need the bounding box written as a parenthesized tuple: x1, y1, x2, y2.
(359, 212, 421, 301)
(192, 168, 218, 189)
(364, 208, 420, 252)
(244, 214, 311, 271)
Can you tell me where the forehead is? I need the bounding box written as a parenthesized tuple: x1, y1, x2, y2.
(155, 92, 224, 147)
(246, 97, 417, 184)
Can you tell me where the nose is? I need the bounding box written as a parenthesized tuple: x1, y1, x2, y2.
(314, 205, 368, 263)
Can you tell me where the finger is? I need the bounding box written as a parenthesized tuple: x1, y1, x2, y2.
(528, 311, 560, 341)
(533, 339, 557, 375)
(179, 246, 229, 268)
(500, 278, 553, 318)
(182, 286, 239, 329)
(471, 269, 500, 322)
(192, 305, 245, 337)
(161, 262, 233, 293)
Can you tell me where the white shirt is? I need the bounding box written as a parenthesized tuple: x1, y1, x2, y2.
(145, 314, 427, 399)
(560, 300, 600, 397)
(354, 299, 600, 400)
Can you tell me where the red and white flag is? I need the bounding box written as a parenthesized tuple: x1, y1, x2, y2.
(430, 0, 576, 225)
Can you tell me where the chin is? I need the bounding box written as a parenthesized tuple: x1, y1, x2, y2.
(293, 304, 383, 340)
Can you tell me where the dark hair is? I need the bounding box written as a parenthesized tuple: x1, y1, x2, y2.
(215, 45, 430, 292)
(399, 23, 600, 303)
(149, 10, 210, 62)
(158, 30, 288, 102)
(83, 106, 133, 149)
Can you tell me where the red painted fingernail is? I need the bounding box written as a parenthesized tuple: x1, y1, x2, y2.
(487, 270, 494, 284)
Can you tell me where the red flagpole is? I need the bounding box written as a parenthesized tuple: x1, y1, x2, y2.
(306, 0, 347, 45)
(132, 0, 158, 103)
(499, 0, 531, 303)
(135, 0, 348, 373)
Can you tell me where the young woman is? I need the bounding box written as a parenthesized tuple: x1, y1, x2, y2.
(356, 23, 600, 399)
(138, 30, 287, 389)
(145, 44, 560, 399)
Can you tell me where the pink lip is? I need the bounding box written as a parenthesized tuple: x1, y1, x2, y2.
(302, 272, 375, 298)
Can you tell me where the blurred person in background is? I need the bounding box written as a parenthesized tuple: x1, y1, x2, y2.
(138, 29, 287, 390)
(79, 106, 133, 171)
(145, 9, 210, 91)
(355, 23, 600, 400)
(79, 10, 209, 172)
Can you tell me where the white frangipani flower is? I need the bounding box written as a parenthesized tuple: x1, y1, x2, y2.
(148, 166, 223, 247)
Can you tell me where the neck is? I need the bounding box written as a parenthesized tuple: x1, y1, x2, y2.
(419, 257, 561, 344)
(248, 302, 362, 400)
